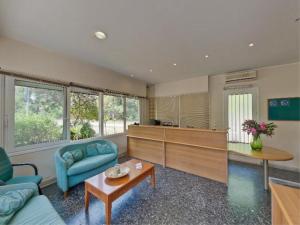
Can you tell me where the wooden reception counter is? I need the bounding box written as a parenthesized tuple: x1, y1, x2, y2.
(127, 125, 228, 184)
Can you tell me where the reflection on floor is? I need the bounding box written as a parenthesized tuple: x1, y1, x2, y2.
(43, 159, 300, 225)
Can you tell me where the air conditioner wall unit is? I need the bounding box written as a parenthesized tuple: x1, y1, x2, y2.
(225, 70, 257, 84)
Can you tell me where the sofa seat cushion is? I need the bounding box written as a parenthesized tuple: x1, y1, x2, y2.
(0, 188, 35, 225)
(67, 154, 116, 176)
(6, 176, 43, 185)
(9, 195, 65, 225)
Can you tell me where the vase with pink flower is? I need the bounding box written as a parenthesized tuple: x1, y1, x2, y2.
(242, 120, 277, 151)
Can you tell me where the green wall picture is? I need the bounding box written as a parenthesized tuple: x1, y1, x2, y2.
(268, 97, 300, 121)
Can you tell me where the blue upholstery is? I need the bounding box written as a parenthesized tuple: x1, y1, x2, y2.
(67, 153, 116, 176)
(0, 147, 13, 182)
(0, 147, 42, 188)
(0, 188, 36, 224)
(6, 176, 42, 185)
(55, 139, 118, 192)
(0, 183, 65, 225)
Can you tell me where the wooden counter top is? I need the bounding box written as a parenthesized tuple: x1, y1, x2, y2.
(129, 125, 227, 133)
(270, 181, 300, 225)
(228, 143, 294, 161)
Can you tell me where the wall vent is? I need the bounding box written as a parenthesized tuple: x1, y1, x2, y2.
(225, 70, 257, 84)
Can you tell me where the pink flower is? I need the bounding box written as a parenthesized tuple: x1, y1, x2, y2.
(251, 128, 257, 135)
(259, 122, 267, 130)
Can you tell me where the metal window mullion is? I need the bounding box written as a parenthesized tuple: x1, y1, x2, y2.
(99, 93, 103, 136)
(65, 87, 70, 141)
(123, 96, 126, 133)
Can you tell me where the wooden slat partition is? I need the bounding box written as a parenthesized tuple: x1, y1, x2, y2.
(127, 125, 228, 184)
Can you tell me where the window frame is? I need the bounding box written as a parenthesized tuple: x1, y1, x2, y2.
(69, 87, 102, 141)
(0, 74, 4, 147)
(125, 97, 140, 130)
(102, 94, 126, 136)
(2, 76, 141, 153)
(5, 77, 68, 152)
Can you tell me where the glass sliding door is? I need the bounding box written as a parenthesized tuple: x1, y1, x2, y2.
(225, 87, 258, 143)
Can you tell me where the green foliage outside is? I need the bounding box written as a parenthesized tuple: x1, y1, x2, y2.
(15, 85, 64, 146)
(15, 113, 63, 146)
(14, 85, 139, 146)
(126, 98, 139, 123)
(70, 92, 99, 140)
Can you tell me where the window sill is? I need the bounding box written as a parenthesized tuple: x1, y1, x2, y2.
(9, 141, 69, 157)
(8, 133, 128, 156)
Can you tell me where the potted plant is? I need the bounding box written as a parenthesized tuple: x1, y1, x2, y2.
(242, 120, 277, 151)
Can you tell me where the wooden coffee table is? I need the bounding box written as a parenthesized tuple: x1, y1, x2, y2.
(84, 159, 155, 225)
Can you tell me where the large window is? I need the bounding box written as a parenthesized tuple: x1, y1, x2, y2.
(3, 77, 141, 150)
(126, 98, 140, 129)
(14, 81, 65, 147)
(70, 91, 100, 140)
(103, 95, 124, 135)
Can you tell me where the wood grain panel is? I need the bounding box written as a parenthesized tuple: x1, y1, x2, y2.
(128, 125, 164, 140)
(128, 138, 163, 165)
(165, 143, 228, 184)
(165, 129, 227, 150)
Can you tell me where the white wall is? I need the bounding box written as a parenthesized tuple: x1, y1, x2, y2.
(0, 37, 146, 185)
(0, 37, 147, 97)
(209, 62, 300, 171)
(149, 75, 208, 97)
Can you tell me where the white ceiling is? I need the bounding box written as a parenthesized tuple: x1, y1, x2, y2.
(0, 0, 299, 84)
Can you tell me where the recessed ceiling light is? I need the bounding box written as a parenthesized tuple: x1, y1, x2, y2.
(249, 43, 255, 47)
(295, 18, 300, 22)
(94, 31, 107, 40)
(149, 69, 153, 72)
(130, 74, 134, 77)
(173, 63, 177, 66)
(205, 55, 209, 59)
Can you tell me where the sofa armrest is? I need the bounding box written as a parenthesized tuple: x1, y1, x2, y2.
(0, 183, 39, 196)
(12, 163, 39, 175)
(0, 180, 6, 186)
(54, 150, 69, 192)
(111, 142, 119, 156)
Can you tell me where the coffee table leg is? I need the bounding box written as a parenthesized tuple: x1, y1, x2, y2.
(105, 201, 112, 225)
(85, 186, 90, 210)
(151, 168, 156, 188)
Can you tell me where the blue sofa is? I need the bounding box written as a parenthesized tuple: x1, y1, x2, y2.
(0, 183, 65, 225)
(55, 139, 118, 195)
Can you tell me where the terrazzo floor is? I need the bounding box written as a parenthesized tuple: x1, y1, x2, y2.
(43, 159, 300, 225)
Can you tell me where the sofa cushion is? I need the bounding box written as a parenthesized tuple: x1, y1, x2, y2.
(86, 144, 98, 157)
(67, 154, 116, 176)
(70, 149, 83, 162)
(9, 195, 65, 225)
(62, 152, 74, 168)
(0, 189, 35, 225)
(96, 143, 114, 154)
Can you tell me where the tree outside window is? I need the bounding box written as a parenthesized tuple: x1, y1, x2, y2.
(126, 98, 140, 128)
(103, 95, 124, 135)
(14, 83, 65, 147)
(70, 92, 99, 140)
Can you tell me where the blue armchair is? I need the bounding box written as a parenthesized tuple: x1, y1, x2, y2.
(0, 147, 43, 193)
(55, 139, 118, 197)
